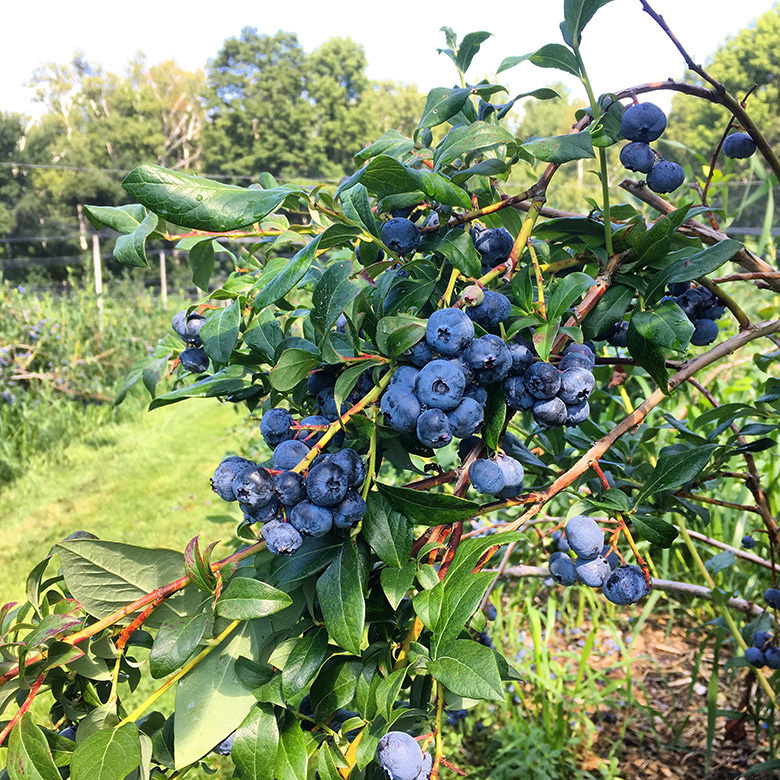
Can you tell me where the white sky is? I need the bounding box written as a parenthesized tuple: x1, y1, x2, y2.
(1, 0, 775, 117)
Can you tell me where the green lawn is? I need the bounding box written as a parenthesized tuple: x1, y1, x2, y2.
(0, 399, 248, 606)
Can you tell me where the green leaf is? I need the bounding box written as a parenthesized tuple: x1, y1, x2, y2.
(450, 158, 510, 185)
(269, 349, 321, 393)
(456, 31, 492, 73)
(275, 718, 308, 780)
(316, 542, 365, 656)
(374, 668, 407, 722)
(56, 541, 201, 629)
(380, 563, 417, 610)
(254, 236, 321, 312)
(433, 122, 516, 171)
(444, 533, 524, 584)
(436, 229, 482, 277)
(706, 550, 736, 576)
(484, 387, 506, 452)
(414, 584, 444, 631)
(376, 483, 479, 526)
(23, 614, 83, 648)
(428, 640, 504, 700)
(8, 714, 61, 780)
(354, 129, 416, 165)
(122, 164, 298, 232)
(581, 284, 634, 341)
(189, 240, 216, 291)
(244, 314, 284, 364)
(216, 577, 293, 620)
(317, 744, 348, 780)
(84, 204, 147, 233)
(363, 492, 413, 568)
(375, 315, 427, 358)
(521, 132, 594, 164)
(200, 301, 240, 363)
(547, 273, 595, 320)
(113, 212, 158, 269)
(311, 261, 366, 337)
(334, 360, 382, 411)
(532, 320, 559, 363)
(561, 0, 615, 46)
(340, 184, 379, 238)
(630, 302, 694, 352)
(282, 628, 329, 700)
(70, 724, 141, 780)
(310, 660, 362, 722)
(432, 572, 494, 657)
(148, 612, 209, 679)
(631, 516, 679, 548)
(148, 365, 247, 409)
(632, 204, 691, 264)
(184, 534, 217, 592)
(498, 43, 580, 77)
(626, 319, 669, 391)
(418, 87, 472, 129)
(232, 704, 279, 780)
(638, 444, 719, 501)
(270, 539, 341, 591)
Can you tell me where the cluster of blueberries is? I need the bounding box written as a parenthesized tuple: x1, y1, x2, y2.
(548, 515, 650, 605)
(211, 410, 366, 556)
(598, 281, 725, 350)
(618, 102, 685, 195)
(171, 310, 209, 373)
(744, 629, 780, 670)
(376, 732, 432, 780)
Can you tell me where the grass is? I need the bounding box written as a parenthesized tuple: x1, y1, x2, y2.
(0, 398, 249, 606)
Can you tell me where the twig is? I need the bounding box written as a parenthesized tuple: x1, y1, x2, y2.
(0, 675, 45, 747)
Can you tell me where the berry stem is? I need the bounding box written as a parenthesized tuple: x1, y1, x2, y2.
(431, 681, 445, 780)
(696, 276, 751, 330)
(527, 239, 546, 318)
(0, 676, 45, 748)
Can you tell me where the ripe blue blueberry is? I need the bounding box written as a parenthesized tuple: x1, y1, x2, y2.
(416, 360, 466, 410)
(465, 335, 512, 384)
(466, 290, 512, 328)
(504, 375, 535, 410)
(563, 342, 595, 365)
(507, 342, 534, 376)
(566, 515, 604, 560)
(602, 544, 620, 570)
(381, 218, 421, 255)
(179, 347, 209, 373)
(447, 397, 485, 438)
(307, 368, 336, 397)
(457, 435, 481, 462)
(425, 308, 475, 356)
(723, 132, 756, 159)
(764, 588, 780, 609)
(473, 227, 514, 264)
(621, 102, 667, 143)
(59, 726, 77, 741)
(753, 630, 773, 648)
(532, 397, 567, 429)
(558, 353, 591, 372)
(389, 366, 419, 389)
(565, 401, 590, 427)
(553, 530, 571, 553)
(744, 646, 766, 667)
(330, 449, 366, 488)
(558, 367, 595, 404)
(463, 384, 488, 406)
(549, 552, 578, 586)
(233, 465, 276, 509)
(289, 501, 333, 537)
(381, 386, 422, 434)
(212, 456, 254, 502)
(296, 415, 333, 446)
(575, 556, 612, 588)
(172, 310, 206, 346)
(647, 160, 685, 194)
(306, 462, 349, 507)
(742, 535, 756, 549)
(376, 731, 424, 780)
(524, 362, 561, 400)
(495, 454, 524, 498)
(619, 141, 656, 173)
(403, 339, 434, 368)
(602, 565, 649, 605)
(766, 647, 780, 670)
(603, 321, 628, 348)
(690, 319, 719, 346)
(273, 439, 310, 470)
(261, 521, 303, 556)
(261, 408, 294, 446)
(242, 497, 282, 524)
(275, 470, 306, 507)
(213, 733, 234, 756)
(416, 408, 452, 449)
(333, 491, 367, 529)
(469, 459, 505, 495)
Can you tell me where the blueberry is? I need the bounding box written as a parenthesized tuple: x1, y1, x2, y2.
(317, 388, 343, 420)
(381, 386, 421, 434)
(602, 565, 649, 605)
(333, 491, 367, 529)
(465, 335, 512, 384)
(558, 367, 595, 404)
(765, 647, 780, 670)
(389, 366, 419, 389)
(416, 360, 466, 410)
(330, 449, 366, 488)
(668, 281, 692, 297)
(495, 454, 524, 498)
(233, 465, 276, 509)
(554, 531, 571, 553)
(690, 319, 719, 346)
(549, 552, 577, 586)
(647, 160, 685, 194)
(606, 322, 629, 348)
(532, 397, 567, 429)
(473, 227, 514, 264)
(676, 287, 708, 319)
(403, 339, 434, 368)
(602, 544, 620, 570)
(273, 439, 310, 470)
(753, 631, 773, 649)
(59, 726, 77, 741)
(723, 132, 756, 159)
(563, 342, 595, 365)
(213, 733, 234, 756)
(503, 376, 534, 411)
(449, 355, 475, 385)
(425, 308, 475, 356)
(566, 515, 604, 560)
(469, 459, 505, 495)
(621, 103, 667, 143)
(764, 588, 780, 609)
(416, 408, 452, 449)
(742, 535, 756, 549)
(416, 752, 433, 780)
(289, 501, 333, 537)
(275, 470, 306, 507)
(307, 368, 337, 397)
(242, 497, 282, 524)
(565, 401, 590, 427)
(381, 218, 421, 255)
(745, 646, 767, 667)
(261, 521, 303, 556)
(447, 397, 485, 438)
(507, 342, 534, 376)
(619, 141, 656, 173)
(457, 435, 482, 461)
(524, 362, 561, 400)
(463, 384, 488, 406)
(172, 310, 206, 346)
(296, 415, 332, 445)
(575, 556, 612, 588)
(306, 462, 349, 507)
(261, 408, 294, 447)
(179, 347, 209, 373)
(485, 603, 498, 621)
(558, 353, 593, 372)
(376, 731, 423, 780)
(466, 290, 512, 328)
(212, 456, 255, 501)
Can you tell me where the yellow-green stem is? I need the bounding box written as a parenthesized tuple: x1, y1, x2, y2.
(432, 682, 445, 780)
(528, 240, 546, 318)
(362, 408, 378, 501)
(442, 267, 460, 306)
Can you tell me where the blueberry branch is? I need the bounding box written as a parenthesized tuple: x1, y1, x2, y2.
(0, 675, 45, 748)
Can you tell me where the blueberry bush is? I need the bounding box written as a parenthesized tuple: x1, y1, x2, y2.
(3, 2, 780, 778)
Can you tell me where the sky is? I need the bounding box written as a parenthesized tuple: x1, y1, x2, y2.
(1, 0, 776, 118)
